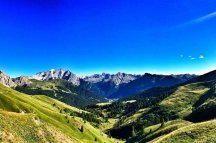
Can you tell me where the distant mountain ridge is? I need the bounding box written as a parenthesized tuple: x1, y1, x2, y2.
(0, 69, 197, 99)
(187, 70, 216, 83)
(30, 69, 81, 86)
(125, 70, 216, 105)
(29, 69, 196, 99)
(84, 72, 139, 86)
(29, 69, 141, 97)
(108, 73, 197, 98)
(30, 69, 139, 86)
(83, 72, 141, 97)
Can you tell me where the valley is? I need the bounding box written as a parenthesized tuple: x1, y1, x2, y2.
(0, 69, 216, 142)
(0, 1, 215, 142)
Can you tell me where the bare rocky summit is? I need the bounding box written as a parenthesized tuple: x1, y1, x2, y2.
(30, 69, 81, 86)
(84, 72, 139, 86)
(0, 70, 16, 87)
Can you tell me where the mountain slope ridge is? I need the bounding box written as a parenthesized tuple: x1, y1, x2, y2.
(0, 83, 115, 143)
(29, 69, 196, 99)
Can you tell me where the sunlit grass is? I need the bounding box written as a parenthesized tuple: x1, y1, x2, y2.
(0, 84, 114, 143)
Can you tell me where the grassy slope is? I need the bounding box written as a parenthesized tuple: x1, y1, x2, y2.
(121, 108, 150, 127)
(127, 119, 191, 143)
(159, 83, 209, 117)
(104, 82, 211, 141)
(15, 79, 104, 107)
(150, 119, 216, 143)
(124, 82, 209, 126)
(0, 110, 75, 143)
(89, 79, 216, 143)
(137, 82, 213, 142)
(0, 84, 114, 143)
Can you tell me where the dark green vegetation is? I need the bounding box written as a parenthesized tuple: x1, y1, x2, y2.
(2, 70, 216, 142)
(85, 70, 216, 143)
(15, 79, 105, 107)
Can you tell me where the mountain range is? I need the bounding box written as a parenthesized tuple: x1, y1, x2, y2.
(28, 69, 196, 99)
(96, 69, 216, 142)
(29, 69, 140, 97)
(1, 68, 216, 142)
(0, 69, 196, 104)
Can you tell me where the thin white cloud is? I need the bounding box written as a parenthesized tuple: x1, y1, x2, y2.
(187, 56, 195, 60)
(192, 11, 216, 23)
(180, 54, 205, 60)
(179, 11, 216, 27)
(199, 55, 205, 59)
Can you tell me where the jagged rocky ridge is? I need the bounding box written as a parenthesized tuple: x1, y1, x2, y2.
(29, 69, 197, 98)
(108, 73, 197, 98)
(30, 69, 81, 86)
(0, 69, 197, 99)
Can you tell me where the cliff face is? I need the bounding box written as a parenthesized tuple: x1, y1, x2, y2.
(0, 70, 16, 87)
(30, 69, 81, 86)
(13, 76, 32, 86)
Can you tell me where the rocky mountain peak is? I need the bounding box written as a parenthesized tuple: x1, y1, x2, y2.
(30, 69, 81, 86)
(112, 72, 138, 86)
(0, 70, 16, 87)
(84, 72, 138, 85)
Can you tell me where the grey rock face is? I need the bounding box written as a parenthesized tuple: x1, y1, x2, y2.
(30, 69, 81, 86)
(83, 72, 140, 97)
(0, 70, 16, 87)
(84, 72, 139, 86)
(29, 69, 197, 99)
(108, 73, 197, 99)
(13, 76, 32, 86)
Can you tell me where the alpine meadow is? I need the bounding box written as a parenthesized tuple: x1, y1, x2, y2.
(0, 0, 216, 143)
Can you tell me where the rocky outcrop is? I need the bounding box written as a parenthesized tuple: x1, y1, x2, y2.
(0, 70, 16, 87)
(13, 76, 32, 86)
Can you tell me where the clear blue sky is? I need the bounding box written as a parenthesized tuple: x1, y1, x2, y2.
(0, 0, 216, 77)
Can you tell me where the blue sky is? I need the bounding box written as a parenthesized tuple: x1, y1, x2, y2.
(0, 0, 216, 77)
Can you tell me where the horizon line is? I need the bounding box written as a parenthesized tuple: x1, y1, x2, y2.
(2, 67, 215, 78)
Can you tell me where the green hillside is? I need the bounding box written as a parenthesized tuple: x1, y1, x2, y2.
(0, 84, 115, 143)
(127, 119, 192, 143)
(15, 79, 105, 107)
(0, 110, 75, 142)
(2, 73, 216, 143)
(87, 80, 216, 142)
(159, 82, 209, 118)
(150, 119, 216, 143)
